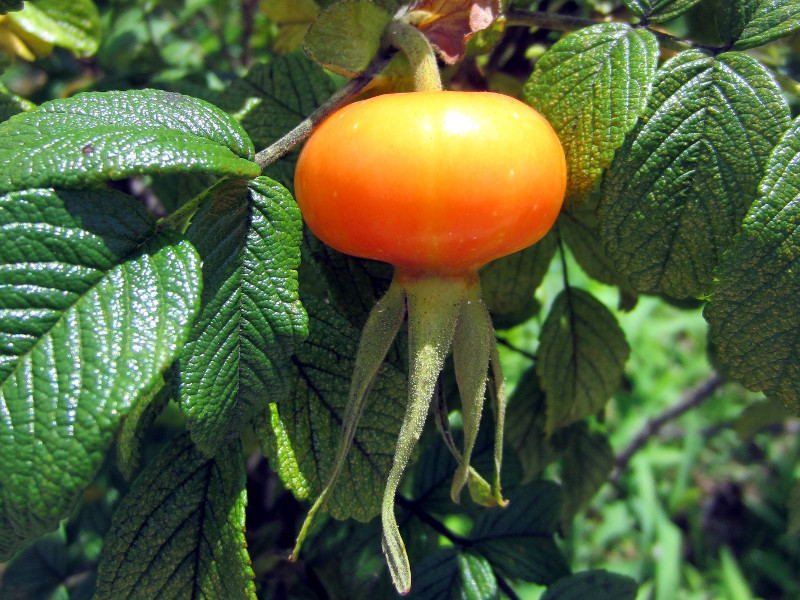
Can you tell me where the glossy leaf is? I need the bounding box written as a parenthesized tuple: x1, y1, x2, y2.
(479, 231, 556, 329)
(599, 50, 789, 299)
(177, 177, 306, 456)
(537, 288, 630, 434)
(0, 188, 201, 559)
(623, 0, 702, 22)
(733, 0, 800, 50)
(257, 294, 406, 521)
(526, 23, 658, 203)
(96, 433, 255, 600)
(0, 89, 259, 195)
(407, 548, 498, 600)
(470, 482, 570, 584)
(219, 53, 337, 191)
(705, 116, 800, 412)
(5, 0, 100, 56)
(541, 569, 638, 600)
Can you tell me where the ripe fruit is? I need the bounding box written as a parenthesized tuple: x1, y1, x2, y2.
(292, 91, 566, 594)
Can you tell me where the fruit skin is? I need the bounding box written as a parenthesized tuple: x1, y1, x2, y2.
(294, 91, 566, 275)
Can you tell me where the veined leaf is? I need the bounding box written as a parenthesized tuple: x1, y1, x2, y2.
(479, 231, 556, 329)
(5, 0, 100, 56)
(704, 116, 800, 412)
(623, 0, 702, 22)
(95, 433, 255, 600)
(470, 481, 569, 584)
(716, 0, 760, 45)
(541, 570, 638, 600)
(0, 89, 259, 194)
(734, 0, 800, 50)
(537, 288, 630, 434)
(0, 188, 201, 559)
(177, 177, 306, 456)
(599, 50, 790, 299)
(407, 548, 498, 600)
(526, 23, 658, 204)
(219, 53, 337, 191)
(257, 294, 406, 522)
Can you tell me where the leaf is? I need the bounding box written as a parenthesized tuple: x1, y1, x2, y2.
(479, 231, 556, 329)
(219, 53, 337, 191)
(261, 0, 320, 54)
(256, 293, 406, 522)
(704, 116, 800, 412)
(407, 548, 498, 600)
(95, 433, 255, 600)
(504, 367, 558, 481)
(734, 397, 788, 440)
(537, 288, 630, 434)
(0, 0, 24, 15)
(733, 0, 800, 50)
(5, 0, 100, 56)
(402, 0, 501, 64)
(622, 0, 702, 23)
(0, 81, 33, 122)
(470, 481, 570, 584)
(0, 528, 68, 598)
(0, 188, 201, 559)
(525, 23, 658, 204)
(177, 177, 307, 456)
(788, 480, 800, 535)
(716, 0, 760, 45)
(541, 570, 638, 600)
(0, 89, 259, 195)
(553, 423, 615, 527)
(599, 50, 790, 299)
(116, 382, 172, 481)
(303, 0, 392, 77)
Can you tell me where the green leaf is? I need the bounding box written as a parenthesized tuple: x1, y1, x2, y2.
(525, 23, 658, 204)
(95, 433, 255, 600)
(0, 81, 34, 123)
(470, 482, 570, 584)
(479, 231, 556, 329)
(219, 53, 337, 191)
(0, 0, 24, 15)
(256, 293, 406, 522)
(537, 288, 630, 433)
(0, 89, 259, 195)
(0, 528, 68, 598)
(541, 570, 638, 600)
(704, 116, 800, 412)
(734, 397, 788, 440)
(116, 382, 172, 481)
(0, 188, 201, 559)
(407, 548, 498, 600)
(716, 0, 760, 45)
(176, 177, 306, 455)
(599, 50, 790, 299)
(733, 0, 800, 50)
(788, 480, 800, 535)
(622, 0, 702, 23)
(6, 0, 100, 56)
(553, 423, 615, 527)
(303, 0, 392, 77)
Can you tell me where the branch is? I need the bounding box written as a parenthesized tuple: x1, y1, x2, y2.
(611, 373, 724, 482)
(254, 51, 395, 169)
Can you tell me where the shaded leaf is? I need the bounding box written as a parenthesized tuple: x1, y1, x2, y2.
(470, 482, 570, 584)
(177, 177, 306, 456)
(526, 23, 658, 204)
(734, 0, 800, 50)
(5, 0, 100, 56)
(734, 397, 788, 440)
(116, 381, 172, 481)
(407, 548, 498, 600)
(789, 480, 800, 535)
(541, 569, 638, 600)
(0, 0, 23, 15)
(219, 53, 337, 191)
(716, 0, 760, 44)
(623, 0, 702, 23)
(537, 288, 630, 434)
(0, 528, 68, 598)
(95, 433, 255, 600)
(0, 81, 33, 122)
(599, 50, 789, 299)
(704, 116, 800, 412)
(479, 231, 556, 329)
(257, 294, 406, 521)
(0, 89, 259, 195)
(0, 188, 201, 559)
(303, 0, 391, 77)
(261, 0, 320, 54)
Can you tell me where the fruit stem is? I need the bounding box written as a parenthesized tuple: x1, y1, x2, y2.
(383, 20, 442, 93)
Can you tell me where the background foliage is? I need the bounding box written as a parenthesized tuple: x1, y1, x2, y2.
(1, 0, 800, 599)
